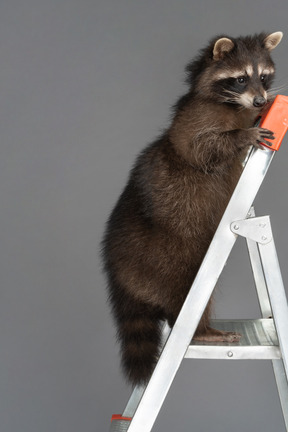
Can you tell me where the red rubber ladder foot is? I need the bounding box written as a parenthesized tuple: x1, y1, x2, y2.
(110, 415, 132, 432)
(111, 414, 132, 422)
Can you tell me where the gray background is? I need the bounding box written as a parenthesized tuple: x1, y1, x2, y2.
(1, 1, 288, 431)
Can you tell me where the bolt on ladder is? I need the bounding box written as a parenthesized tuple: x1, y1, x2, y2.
(109, 95, 288, 432)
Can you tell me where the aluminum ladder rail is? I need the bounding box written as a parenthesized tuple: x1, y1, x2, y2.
(109, 95, 288, 432)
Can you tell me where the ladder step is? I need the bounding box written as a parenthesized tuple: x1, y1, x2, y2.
(185, 319, 281, 360)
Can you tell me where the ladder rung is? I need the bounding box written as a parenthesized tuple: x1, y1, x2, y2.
(185, 319, 281, 360)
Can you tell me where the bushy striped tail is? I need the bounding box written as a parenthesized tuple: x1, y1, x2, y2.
(116, 298, 163, 386)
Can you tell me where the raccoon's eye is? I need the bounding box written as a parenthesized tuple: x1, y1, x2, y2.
(237, 76, 246, 84)
(260, 74, 267, 83)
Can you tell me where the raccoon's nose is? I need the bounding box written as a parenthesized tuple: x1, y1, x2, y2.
(253, 96, 266, 107)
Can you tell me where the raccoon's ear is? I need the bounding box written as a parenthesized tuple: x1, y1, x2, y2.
(213, 38, 234, 61)
(263, 32, 283, 51)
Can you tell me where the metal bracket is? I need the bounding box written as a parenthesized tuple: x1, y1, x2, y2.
(230, 216, 272, 244)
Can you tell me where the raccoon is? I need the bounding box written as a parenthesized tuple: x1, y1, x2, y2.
(101, 32, 283, 385)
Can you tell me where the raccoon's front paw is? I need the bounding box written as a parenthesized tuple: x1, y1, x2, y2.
(247, 127, 275, 149)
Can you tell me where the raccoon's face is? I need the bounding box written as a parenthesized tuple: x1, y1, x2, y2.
(213, 62, 275, 109)
(194, 32, 283, 111)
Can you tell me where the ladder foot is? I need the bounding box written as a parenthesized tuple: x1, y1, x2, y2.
(110, 415, 132, 432)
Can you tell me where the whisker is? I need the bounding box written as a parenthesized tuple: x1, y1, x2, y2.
(268, 85, 288, 95)
(268, 77, 288, 95)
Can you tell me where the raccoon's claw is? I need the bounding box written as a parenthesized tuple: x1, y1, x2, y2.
(257, 128, 275, 145)
(257, 135, 275, 149)
(248, 127, 275, 149)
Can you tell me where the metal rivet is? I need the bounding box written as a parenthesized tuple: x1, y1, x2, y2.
(262, 236, 267, 241)
(227, 351, 233, 358)
(233, 225, 239, 231)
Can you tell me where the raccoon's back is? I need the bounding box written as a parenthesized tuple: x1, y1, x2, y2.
(103, 135, 242, 258)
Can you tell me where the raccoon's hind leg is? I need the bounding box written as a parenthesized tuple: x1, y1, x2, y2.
(167, 295, 241, 343)
(193, 300, 241, 342)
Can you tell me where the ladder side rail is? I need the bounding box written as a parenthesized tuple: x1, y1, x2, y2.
(272, 360, 288, 431)
(122, 387, 146, 419)
(258, 234, 288, 378)
(126, 147, 275, 432)
(245, 212, 288, 431)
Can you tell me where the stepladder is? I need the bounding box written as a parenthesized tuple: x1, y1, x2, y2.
(109, 95, 288, 432)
